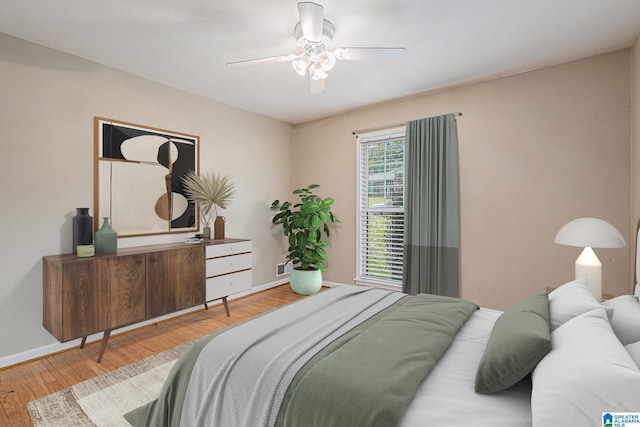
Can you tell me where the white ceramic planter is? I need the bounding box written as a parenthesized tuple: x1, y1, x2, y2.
(290, 268, 322, 295)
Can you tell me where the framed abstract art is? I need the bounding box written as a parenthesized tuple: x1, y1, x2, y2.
(94, 117, 200, 237)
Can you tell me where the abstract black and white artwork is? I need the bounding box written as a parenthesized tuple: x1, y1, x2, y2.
(94, 117, 199, 236)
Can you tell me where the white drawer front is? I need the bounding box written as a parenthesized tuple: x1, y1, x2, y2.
(206, 270, 252, 301)
(206, 253, 252, 277)
(206, 241, 252, 259)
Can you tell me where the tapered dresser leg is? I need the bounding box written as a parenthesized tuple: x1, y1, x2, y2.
(96, 329, 112, 363)
(222, 297, 230, 317)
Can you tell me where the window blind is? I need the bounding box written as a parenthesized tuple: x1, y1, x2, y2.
(357, 127, 405, 285)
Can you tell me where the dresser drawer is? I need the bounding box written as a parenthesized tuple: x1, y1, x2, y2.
(206, 253, 251, 277)
(206, 241, 252, 259)
(206, 270, 252, 301)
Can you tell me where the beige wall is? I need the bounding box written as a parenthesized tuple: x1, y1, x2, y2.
(0, 33, 294, 359)
(0, 30, 635, 363)
(294, 50, 632, 310)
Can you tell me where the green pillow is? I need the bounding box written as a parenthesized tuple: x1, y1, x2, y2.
(475, 293, 551, 393)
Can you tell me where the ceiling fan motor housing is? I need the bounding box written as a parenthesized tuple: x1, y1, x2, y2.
(295, 19, 335, 47)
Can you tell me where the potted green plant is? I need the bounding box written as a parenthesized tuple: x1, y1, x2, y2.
(183, 171, 236, 239)
(271, 184, 339, 295)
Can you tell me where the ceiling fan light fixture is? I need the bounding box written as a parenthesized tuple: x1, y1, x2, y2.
(310, 62, 328, 80)
(291, 56, 311, 76)
(317, 51, 336, 71)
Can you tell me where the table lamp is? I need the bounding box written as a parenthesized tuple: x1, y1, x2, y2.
(554, 217, 625, 300)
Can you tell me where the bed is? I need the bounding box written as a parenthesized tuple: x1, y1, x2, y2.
(125, 279, 640, 427)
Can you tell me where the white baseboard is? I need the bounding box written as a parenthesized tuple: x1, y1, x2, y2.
(0, 278, 290, 369)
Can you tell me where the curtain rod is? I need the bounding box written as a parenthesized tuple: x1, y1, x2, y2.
(352, 112, 463, 135)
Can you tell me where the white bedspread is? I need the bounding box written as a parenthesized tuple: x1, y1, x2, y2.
(400, 308, 532, 427)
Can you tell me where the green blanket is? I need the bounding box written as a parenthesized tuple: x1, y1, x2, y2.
(125, 288, 477, 427)
(275, 293, 478, 427)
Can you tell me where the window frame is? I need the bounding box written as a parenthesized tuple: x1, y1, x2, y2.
(355, 125, 406, 290)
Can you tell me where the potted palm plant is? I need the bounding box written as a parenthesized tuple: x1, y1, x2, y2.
(183, 171, 236, 239)
(271, 184, 338, 295)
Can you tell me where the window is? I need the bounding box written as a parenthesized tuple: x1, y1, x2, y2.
(356, 126, 406, 288)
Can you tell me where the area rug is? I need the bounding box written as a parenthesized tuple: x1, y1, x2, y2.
(27, 342, 193, 426)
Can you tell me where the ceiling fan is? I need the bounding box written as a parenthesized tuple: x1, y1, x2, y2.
(226, 2, 407, 94)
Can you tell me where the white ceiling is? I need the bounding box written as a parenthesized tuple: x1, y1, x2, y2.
(1, 0, 640, 124)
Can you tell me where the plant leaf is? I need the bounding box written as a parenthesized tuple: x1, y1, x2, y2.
(182, 171, 236, 213)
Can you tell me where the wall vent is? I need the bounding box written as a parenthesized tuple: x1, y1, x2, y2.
(276, 262, 292, 276)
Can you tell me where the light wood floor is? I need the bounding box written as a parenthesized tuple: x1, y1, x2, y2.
(0, 284, 304, 426)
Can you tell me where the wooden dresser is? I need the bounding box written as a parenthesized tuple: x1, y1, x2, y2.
(42, 238, 252, 362)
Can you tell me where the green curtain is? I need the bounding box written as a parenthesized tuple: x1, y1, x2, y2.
(402, 114, 460, 296)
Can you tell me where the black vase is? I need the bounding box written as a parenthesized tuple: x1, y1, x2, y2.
(73, 208, 93, 254)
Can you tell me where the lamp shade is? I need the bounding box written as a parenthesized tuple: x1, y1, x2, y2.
(554, 217, 625, 248)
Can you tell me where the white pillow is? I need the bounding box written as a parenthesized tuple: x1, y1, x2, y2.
(602, 295, 640, 345)
(531, 308, 640, 427)
(547, 279, 612, 331)
(626, 342, 640, 369)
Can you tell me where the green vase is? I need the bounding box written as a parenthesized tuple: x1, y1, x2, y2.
(95, 217, 117, 254)
(290, 268, 322, 295)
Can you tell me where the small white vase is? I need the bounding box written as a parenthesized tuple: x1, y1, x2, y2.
(202, 226, 211, 240)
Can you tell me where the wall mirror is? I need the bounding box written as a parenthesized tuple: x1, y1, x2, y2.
(94, 117, 200, 237)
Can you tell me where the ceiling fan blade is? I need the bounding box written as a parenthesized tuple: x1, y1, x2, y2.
(227, 54, 294, 67)
(297, 2, 324, 42)
(310, 77, 325, 95)
(334, 47, 407, 61)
